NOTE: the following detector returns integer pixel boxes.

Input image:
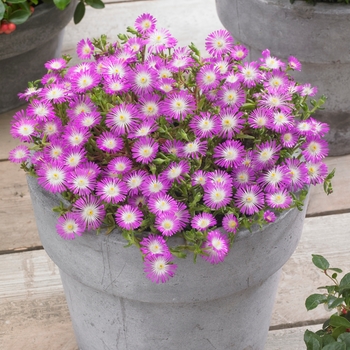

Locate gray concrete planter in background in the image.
[0,2,75,114]
[27,175,309,350]
[216,0,350,156]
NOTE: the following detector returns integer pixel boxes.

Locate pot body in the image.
[216,0,350,156]
[27,175,308,350]
[0,2,75,114]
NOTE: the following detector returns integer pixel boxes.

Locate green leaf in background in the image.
[339,273,350,292]
[0,1,5,21]
[312,254,330,270]
[322,343,346,350]
[53,0,70,10]
[306,293,328,311]
[327,295,345,309]
[304,330,322,350]
[85,0,105,9]
[329,315,350,328]
[73,1,85,24]
[7,9,31,24]
[337,333,350,347]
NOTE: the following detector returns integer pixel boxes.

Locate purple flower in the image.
[231,165,256,188]
[103,76,130,95]
[148,193,178,215]
[135,13,157,34]
[182,139,207,159]
[189,112,220,139]
[203,183,232,210]
[191,213,217,231]
[124,170,148,196]
[288,56,302,71]
[67,166,96,196]
[130,64,157,95]
[115,204,143,230]
[205,29,234,56]
[257,165,292,193]
[218,107,244,139]
[213,139,245,169]
[248,108,272,129]
[96,177,127,204]
[252,140,282,170]
[140,234,170,256]
[306,162,329,185]
[155,213,181,236]
[160,160,190,184]
[174,202,191,230]
[260,49,285,70]
[216,83,246,109]
[222,214,239,234]
[37,161,67,193]
[10,111,37,142]
[280,131,299,148]
[162,90,196,121]
[131,137,159,164]
[192,170,208,187]
[73,195,105,230]
[146,28,177,53]
[196,65,221,91]
[8,145,30,164]
[107,156,133,175]
[284,158,310,191]
[160,139,185,158]
[264,210,276,223]
[27,99,55,122]
[143,253,177,284]
[302,136,329,163]
[96,131,124,153]
[137,94,162,120]
[128,121,158,139]
[106,103,139,136]
[39,84,69,104]
[45,58,67,71]
[77,38,94,60]
[56,212,85,240]
[63,147,87,168]
[201,230,230,264]
[265,190,292,209]
[63,126,90,148]
[259,88,292,113]
[238,61,262,88]
[231,45,249,61]
[71,69,101,93]
[234,185,265,215]
[206,169,233,188]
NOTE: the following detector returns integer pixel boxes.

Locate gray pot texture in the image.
[0,2,75,114]
[27,175,309,350]
[216,0,350,156]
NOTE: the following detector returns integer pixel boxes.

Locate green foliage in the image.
[304,255,350,349]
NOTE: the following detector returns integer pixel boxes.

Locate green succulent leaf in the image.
[329,315,350,329]
[312,254,330,270]
[304,330,322,350]
[322,343,346,350]
[337,333,350,346]
[339,273,350,292]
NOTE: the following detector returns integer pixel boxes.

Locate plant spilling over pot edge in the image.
[9,13,334,283]
[304,255,350,349]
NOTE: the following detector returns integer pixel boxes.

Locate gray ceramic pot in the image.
[216,0,350,156]
[27,175,308,350]
[0,2,75,113]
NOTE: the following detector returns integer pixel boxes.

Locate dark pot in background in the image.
[216,0,350,156]
[0,2,75,113]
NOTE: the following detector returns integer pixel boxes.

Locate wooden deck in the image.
[1,1,350,349]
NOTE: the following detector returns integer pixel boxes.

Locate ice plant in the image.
[10,13,334,284]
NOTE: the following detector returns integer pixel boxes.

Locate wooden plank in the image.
[0,250,78,350]
[271,212,350,328]
[265,324,322,350]
[307,154,350,217]
[0,161,40,252]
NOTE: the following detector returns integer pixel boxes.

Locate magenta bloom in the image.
[148,193,178,215]
[124,170,148,196]
[196,65,221,91]
[205,29,234,56]
[143,253,177,284]
[155,213,181,236]
[71,69,101,93]
[96,131,123,153]
[146,27,177,53]
[248,108,272,129]
[203,183,232,210]
[192,170,208,187]
[264,210,277,223]
[160,139,185,158]
[218,107,244,139]
[284,158,310,191]
[63,147,87,168]
[140,234,170,256]
[238,61,261,88]
[45,58,67,71]
[107,156,133,175]
[130,64,157,95]
[280,131,299,148]
[231,44,249,61]
[67,167,96,196]
[135,13,157,34]
[63,126,90,148]
[56,212,85,240]
[160,160,190,183]
[216,83,246,109]
[206,169,233,188]
[234,185,265,215]
[77,38,94,60]
[266,190,292,209]
[8,145,30,164]
[73,195,105,230]
[39,84,68,104]
[37,161,68,193]
[141,175,171,197]
[201,230,230,264]
[96,177,127,204]
[191,212,217,232]
[306,162,329,185]
[213,140,245,169]
[162,90,196,121]
[128,121,158,139]
[10,112,37,142]
[115,204,143,230]
[174,202,191,230]
[257,165,292,193]
[182,139,208,159]
[132,137,159,164]
[222,214,239,234]
[189,112,220,139]
[105,103,139,136]
[252,140,282,170]
[231,166,255,188]
[27,99,55,122]
[288,56,302,71]
[302,136,329,163]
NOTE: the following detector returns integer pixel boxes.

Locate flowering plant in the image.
[0,0,104,34]
[304,255,350,349]
[9,13,334,283]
